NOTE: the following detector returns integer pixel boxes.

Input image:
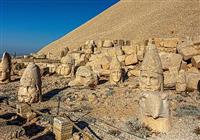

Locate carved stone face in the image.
[61,64,72,76]
[140,70,162,91]
[110,69,122,84]
[77,72,96,86]
[18,63,41,103]
[18,86,39,103]
[68,66,98,87]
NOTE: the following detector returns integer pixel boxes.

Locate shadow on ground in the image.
[73,121,102,140]
[42,87,68,101]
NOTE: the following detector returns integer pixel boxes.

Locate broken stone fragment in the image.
[160,52,182,71]
[154,38,179,48]
[107,47,124,57]
[136,43,145,61]
[186,71,200,91]
[164,67,179,88]
[128,69,140,77]
[178,45,200,61]
[176,70,186,92]
[191,55,200,69]
[82,40,96,54]
[180,60,187,70]
[122,45,137,55]
[125,54,138,66]
[103,40,113,48]
[117,55,126,63]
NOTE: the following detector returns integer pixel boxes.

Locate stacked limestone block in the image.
[46,36,199,91]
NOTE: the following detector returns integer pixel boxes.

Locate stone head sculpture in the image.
[139,40,171,133]
[18,63,42,103]
[139,41,163,92]
[109,56,122,85]
[83,40,95,54]
[0,52,12,83]
[60,55,74,77]
[68,66,98,87]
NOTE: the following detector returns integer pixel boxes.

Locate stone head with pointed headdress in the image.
[139,39,163,91]
[109,56,122,85]
[18,62,42,103]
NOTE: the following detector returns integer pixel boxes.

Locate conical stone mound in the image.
[38,0,200,58]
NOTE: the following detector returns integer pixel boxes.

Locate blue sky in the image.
[0,0,119,56]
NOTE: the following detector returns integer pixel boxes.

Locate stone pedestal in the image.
[53,117,73,140]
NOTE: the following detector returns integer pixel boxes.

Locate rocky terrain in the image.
[39,0,200,59]
[0,0,200,139]
[0,74,199,140]
[0,35,200,140]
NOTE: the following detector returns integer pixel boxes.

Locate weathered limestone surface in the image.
[0,52,12,83]
[122,45,137,55]
[56,55,74,77]
[139,92,171,133]
[103,40,113,48]
[107,47,124,57]
[164,68,179,88]
[68,66,98,87]
[139,41,163,92]
[160,52,182,71]
[60,47,69,58]
[18,62,42,103]
[125,54,138,66]
[176,70,186,92]
[82,40,96,54]
[139,41,171,133]
[178,45,200,61]
[191,55,200,69]
[186,71,200,91]
[154,38,179,53]
[128,69,140,77]
[109,56,122,85]
[136,43,145,61]
[53,117,73,140]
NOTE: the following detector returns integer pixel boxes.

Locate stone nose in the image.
[146,77,151,85]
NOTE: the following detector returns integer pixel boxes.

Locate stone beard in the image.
[18,63,42,104]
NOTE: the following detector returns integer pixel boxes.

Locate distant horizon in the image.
[0,0,119,57]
